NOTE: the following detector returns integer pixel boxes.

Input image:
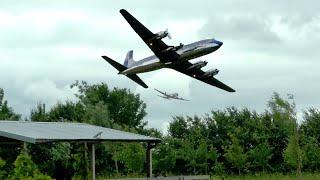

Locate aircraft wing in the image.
[175,97,190,101]
[158,95,171,99]
[120,9,179,63]
[154,88,167,96]
[170,61,236,92]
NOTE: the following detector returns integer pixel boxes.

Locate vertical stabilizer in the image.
[123,50,136,67]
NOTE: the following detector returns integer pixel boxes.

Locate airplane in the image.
[154,88,190,101]
[101,9,235,92]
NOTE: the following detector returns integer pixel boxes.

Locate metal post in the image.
[84,142,89,180]
[23,142,27,153]
[146,143,152,178]
[92,143,96,180]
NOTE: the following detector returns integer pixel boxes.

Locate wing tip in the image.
[101,55,112,63]
[119,9,127,14]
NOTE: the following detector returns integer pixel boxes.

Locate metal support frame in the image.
[92,143,96,180]
[23,142,27,151]
[84,142,89,180]
[146,142,157,178]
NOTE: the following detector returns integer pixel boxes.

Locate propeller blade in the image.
[165,28,172,39]
[167,32,172,39]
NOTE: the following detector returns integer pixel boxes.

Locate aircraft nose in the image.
[212,39,223,46]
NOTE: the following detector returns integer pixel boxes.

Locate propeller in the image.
[165,28,172,40]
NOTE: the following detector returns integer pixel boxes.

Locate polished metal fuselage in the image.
[120,38,223,75]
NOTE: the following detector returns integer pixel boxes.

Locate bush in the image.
[9,151,51,180]
[0,157,6,179]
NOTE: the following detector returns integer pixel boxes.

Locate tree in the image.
[196,141,218,175]
[224,135,247,175]
[0,88,21,176]
[269,93,304,177]
[249,141,272,173]
[83,102,111,127]
[301,108,320,143]
[28,142,78,180]
[168,116,188,139]
[179,139,197,174]
[10,151,51,180]
[71,81,147,129]
[29,103,86,179]
[0,88,20,120]
[266,93,297,172]
[153,138,176,175]
[30,103,47,122]
[0,158,6,179]
[117,143,145,174]
[47,101,85,123]
[284,134,304,177]
[302,137,320,171]
[27,81,150,178]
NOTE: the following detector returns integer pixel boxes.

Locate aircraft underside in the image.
[101,9,235,92]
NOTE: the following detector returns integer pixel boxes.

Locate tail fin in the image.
[123,50,136,67]
[101,55,148,88]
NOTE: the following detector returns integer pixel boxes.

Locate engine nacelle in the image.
[172,43,184,51]
[149,29,172,42]
[202,68,219,78]
[187,61,208,70]
[163,43,184,52]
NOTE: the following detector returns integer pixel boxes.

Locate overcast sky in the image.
[0,1,319,133]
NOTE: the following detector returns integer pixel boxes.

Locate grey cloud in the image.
[0,0,320,132]
[200,15,281,43]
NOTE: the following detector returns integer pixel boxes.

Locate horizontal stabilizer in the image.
[101,56,148,88]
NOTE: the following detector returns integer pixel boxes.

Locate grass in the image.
[211,173,320,180]
[92,173,320,180]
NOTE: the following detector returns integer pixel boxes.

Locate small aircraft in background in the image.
[154,88,190,101]
[102,9,235,92]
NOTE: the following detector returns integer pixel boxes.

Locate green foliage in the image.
[303,137,320,171]
[284,135,304,171]
[84,102,111,127]
[179,139,197,174]
[211,173,320,180]
[0,89,21,177]
[224,135,247,175]
[0,157,6,179]
[0,88,20,120]
[139,128,163,138]
[153,138,176,175]
[212,162,225,175]
[117,143,145,173]
[10,151,50,180]
[169,116,188,138]
[30,103,47,122]
[3,82,320,177]
[48,101,85,122]
[301,108,320,142]
[71,81,147,129]
[249,141,272,172]
[266,93,297,172]
[26,81,150,178]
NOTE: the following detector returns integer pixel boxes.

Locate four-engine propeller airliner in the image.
[102,9,235,92]
[155,88,190,101]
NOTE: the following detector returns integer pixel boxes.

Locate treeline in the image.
[155,94,320,176]
[0,82,320,179]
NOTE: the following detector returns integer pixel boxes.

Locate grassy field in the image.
[96,173,320,180]
[211,173,320,180]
